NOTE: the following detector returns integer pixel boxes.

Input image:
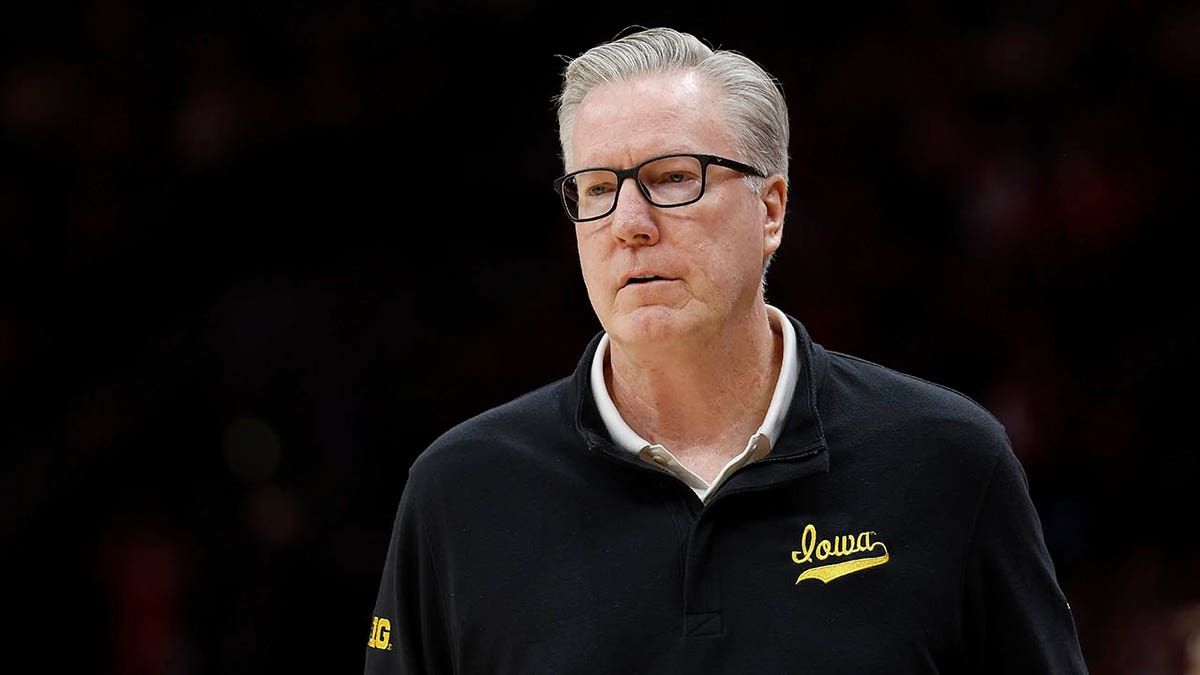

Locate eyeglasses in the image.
[552,153,766,222]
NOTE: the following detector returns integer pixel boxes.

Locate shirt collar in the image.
[589,304,799,457]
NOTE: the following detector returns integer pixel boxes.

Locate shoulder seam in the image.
[414,493,459,668]
[957,447,1006,650]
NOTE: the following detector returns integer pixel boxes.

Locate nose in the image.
[609,177,660,247]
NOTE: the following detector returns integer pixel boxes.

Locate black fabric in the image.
[364,314,1088,674]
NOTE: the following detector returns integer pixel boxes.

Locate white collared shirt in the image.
[590,304,799,503]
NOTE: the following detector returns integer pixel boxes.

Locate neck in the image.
[606,303,782,452]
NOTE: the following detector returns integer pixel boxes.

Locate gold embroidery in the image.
[791,523,890,584]
[368,616,392,650]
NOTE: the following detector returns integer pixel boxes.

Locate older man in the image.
[364,27,1089,674]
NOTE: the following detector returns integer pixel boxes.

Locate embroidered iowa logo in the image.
[790,523,890,584]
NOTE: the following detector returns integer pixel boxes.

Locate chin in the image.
[607,305,701,347]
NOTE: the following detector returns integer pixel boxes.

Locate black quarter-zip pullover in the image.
[364,314,1088,674]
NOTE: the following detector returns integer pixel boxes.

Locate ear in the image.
[761,174,787,261]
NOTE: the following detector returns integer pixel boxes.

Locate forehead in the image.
[571,71,735,169]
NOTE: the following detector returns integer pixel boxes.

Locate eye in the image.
[641,156,703,187]
[573,170,618,199]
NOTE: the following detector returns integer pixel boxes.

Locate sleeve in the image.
[962,447,1090,673]
[364,475,455,675]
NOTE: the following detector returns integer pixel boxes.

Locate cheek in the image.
[575,229,597,269]
[699,225,761,293]
[576,233,596,264]
[576,237,610,300]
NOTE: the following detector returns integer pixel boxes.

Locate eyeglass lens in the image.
[562,155,706,220]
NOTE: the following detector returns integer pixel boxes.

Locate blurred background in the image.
[2,1,1197,673]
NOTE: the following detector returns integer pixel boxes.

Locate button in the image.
[643,448,669,466]
[753,434,771,458]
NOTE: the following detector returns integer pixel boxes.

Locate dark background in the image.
[3,1,1198,673]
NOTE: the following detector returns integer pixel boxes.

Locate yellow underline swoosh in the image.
[795,544,889,584]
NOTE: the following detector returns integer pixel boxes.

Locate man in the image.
[364,26,1088,674]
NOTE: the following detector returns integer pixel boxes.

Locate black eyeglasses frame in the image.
[552,153,767,223]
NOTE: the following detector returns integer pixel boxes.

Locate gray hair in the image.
[554,26,789,187]
[553,27,790,278]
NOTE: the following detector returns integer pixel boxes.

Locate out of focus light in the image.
[1182,604,1200,675]
[247,484,302,546]
[222,415,281,482]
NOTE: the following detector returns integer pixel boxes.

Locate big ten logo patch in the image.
[368,616,392,650]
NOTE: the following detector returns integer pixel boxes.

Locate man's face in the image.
[571,71,784,349]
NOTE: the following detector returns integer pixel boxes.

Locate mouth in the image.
[622,274,673,288]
